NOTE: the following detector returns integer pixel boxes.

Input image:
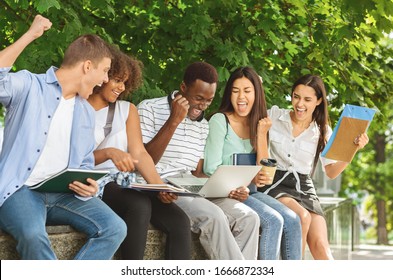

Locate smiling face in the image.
[100,74,129,103]
[291,84,322,123]
[79,57,111,99]
[181,79,216,121]
[230,77,255,118]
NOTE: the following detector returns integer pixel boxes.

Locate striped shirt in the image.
[137,94,208,176]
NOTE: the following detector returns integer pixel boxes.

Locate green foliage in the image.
[0,113,3,126]
[1,0,393,238]
[2,0,393,110]
[361,194,393,243]
[34,0,61,13]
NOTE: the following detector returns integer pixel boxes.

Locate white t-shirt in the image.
[25,97,75,186]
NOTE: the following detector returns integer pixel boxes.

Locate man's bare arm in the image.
[191,159,208,178]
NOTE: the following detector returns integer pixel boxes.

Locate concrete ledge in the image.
[0,197,353,260]
[0,225,86,260]
[0,225,208,260]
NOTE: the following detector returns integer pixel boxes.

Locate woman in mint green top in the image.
[204,66,302,260]
[204,113,253,169]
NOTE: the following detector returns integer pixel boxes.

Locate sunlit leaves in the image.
[1,0,393,164]
[34,0,60,13]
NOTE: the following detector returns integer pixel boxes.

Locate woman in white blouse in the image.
[260,74,369,259]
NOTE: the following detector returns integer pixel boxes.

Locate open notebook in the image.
[166,165,261,198]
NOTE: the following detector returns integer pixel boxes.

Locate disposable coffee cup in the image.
[260,158,277,185]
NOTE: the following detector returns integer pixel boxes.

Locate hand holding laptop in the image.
[228,186,250,202]
[167,165,261,198]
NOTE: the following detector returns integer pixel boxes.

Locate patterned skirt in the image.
[259,170,324,217]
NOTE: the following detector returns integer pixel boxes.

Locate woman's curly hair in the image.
[95,45,143,100]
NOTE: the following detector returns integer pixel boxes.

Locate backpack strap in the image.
[103,102,116,137]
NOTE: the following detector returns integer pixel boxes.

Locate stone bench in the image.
[0,197,353,260]
[0,224,208,260]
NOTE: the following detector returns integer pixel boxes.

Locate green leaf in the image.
[34,0,61,13]
[217,66,230,83]
[284,41,298,56]
[248,25,256,35]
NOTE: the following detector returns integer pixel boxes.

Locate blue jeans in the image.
[0,186,127,260]
[244,187,302,260]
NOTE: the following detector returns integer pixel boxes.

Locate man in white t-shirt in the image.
[137,62,260,260]
[0,15,126,259]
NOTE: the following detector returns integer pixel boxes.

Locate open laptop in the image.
[166,165,261,198]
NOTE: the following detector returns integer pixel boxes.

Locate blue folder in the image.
[321,104,376,161]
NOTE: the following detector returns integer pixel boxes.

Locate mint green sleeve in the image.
[203,113,227,176]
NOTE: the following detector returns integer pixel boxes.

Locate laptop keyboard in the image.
[183,185,203,193]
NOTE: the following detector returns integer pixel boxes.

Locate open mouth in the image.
[295,107,306,117]
[189,107,202,119]
[237,101,248,113]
